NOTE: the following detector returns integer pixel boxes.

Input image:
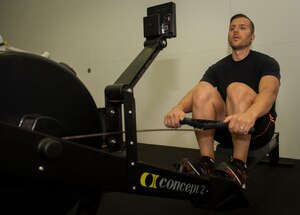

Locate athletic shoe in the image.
[179,156,215,176]
[216,159,248,189]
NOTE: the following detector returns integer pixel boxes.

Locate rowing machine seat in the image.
[216,132,293,169]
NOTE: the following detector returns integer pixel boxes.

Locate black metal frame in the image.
[0,119,245,211]
[104,36,168,186]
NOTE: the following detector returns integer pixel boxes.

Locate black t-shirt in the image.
[201,50,280,116]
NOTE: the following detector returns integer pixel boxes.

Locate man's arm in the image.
[245,75,280,119]
[224,75,280,133]
[164,83,201,128]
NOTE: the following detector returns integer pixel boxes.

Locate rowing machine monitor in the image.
[143,2,176,39]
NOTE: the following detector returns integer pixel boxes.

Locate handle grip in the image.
[180,118,255,135]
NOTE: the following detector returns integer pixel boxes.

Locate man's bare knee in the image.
[226,82,256,105]
[192,82,225,118]
[192,83,216,105]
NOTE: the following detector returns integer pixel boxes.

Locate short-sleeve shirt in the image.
[201,50,280,117]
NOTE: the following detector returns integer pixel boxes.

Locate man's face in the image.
[228,17,254,50]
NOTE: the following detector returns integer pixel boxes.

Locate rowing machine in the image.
[0,2,249,214]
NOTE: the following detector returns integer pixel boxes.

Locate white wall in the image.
[0,0,299,159]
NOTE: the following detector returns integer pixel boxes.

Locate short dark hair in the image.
[230,14,255,34]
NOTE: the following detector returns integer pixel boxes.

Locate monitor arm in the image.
[104,36,168,158]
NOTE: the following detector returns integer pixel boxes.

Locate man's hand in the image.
[164,107,186,128]
[224,112,256,135]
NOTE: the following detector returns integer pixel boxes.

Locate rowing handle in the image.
[180,118,255,135]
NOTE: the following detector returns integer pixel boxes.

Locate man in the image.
[164,14,280,189]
